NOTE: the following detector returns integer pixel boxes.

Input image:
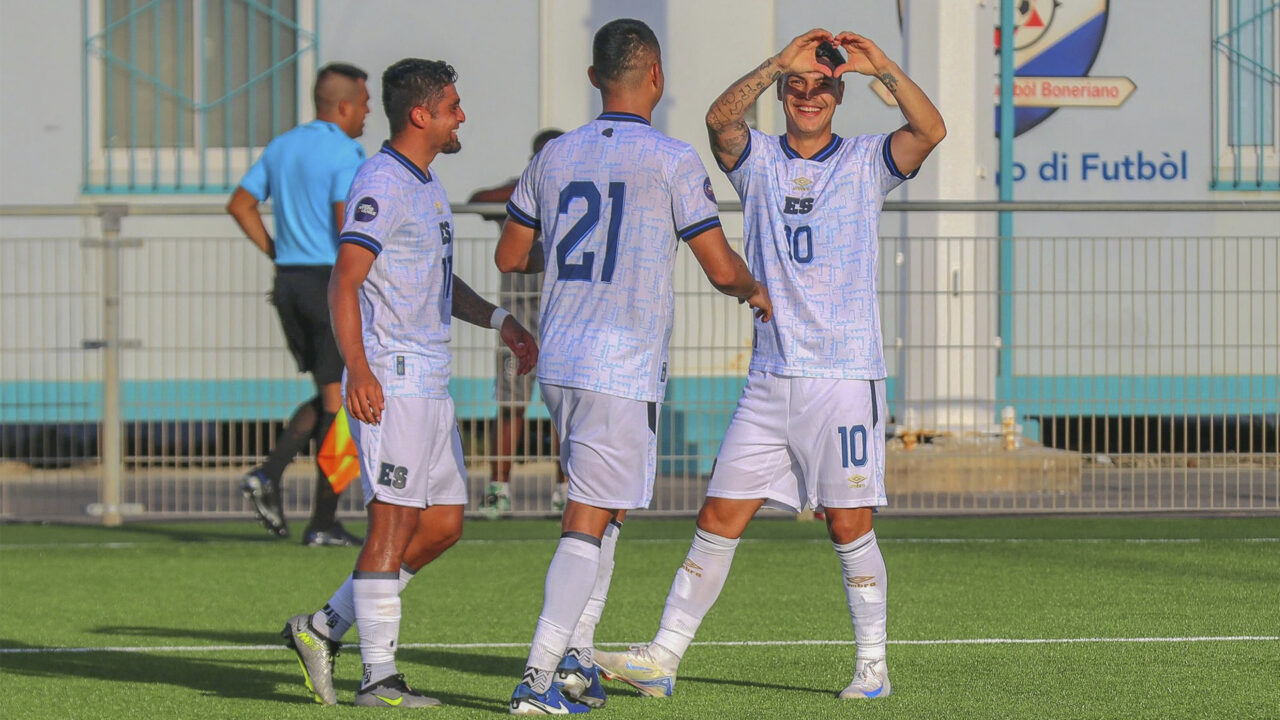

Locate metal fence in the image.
[1,202,1277,523]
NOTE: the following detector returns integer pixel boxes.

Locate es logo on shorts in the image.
[377,462,408,489]
[355,197,379,222]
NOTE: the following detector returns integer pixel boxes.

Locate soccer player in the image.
[495,19,772,715]
[227,62,370,546]
[279,58,538,708]
[595,29,945,700]
[469,129,568,518]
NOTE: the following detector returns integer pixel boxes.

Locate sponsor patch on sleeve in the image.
[702,177,716,203]
[354,197,379,222]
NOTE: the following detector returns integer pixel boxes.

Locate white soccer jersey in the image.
[724,129,915,380]
[338,143,455,398]
[507,112,722,402]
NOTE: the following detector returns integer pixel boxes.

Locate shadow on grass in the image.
[0,638,510,711]
[0,638,308,704]
[92,625,284,647]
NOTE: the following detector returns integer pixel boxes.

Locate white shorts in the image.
[351,396,468,508]
[707,370,887,512]
[541,384,658,509]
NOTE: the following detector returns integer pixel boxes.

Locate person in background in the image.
[226,62,371,547]
[468,128,567,519]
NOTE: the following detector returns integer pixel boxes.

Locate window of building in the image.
[84,0,317,193]
[1212,0,1280,190]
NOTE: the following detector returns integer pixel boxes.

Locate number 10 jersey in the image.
[724,129,915,381]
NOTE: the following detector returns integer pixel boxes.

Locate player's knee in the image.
[824,508,873,545]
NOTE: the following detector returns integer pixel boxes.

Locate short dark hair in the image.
[381,59,458,135]
[313,63,367,110]
[532,128,563,154]
[592,19,660,87]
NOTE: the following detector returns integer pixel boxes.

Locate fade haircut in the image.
[313,62,367,112]
[381,58,459,135]
[592,19,660,88]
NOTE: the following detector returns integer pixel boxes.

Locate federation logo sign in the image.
[886,0,1132,136]
[994,0,1132,136]
[354,197,379,222]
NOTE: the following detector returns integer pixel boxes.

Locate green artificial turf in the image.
[2,516,1277,719]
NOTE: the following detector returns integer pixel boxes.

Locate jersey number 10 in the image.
[556,181,626,283]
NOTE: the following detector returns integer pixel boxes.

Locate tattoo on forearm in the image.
[449,277,493,327]
[710,59,783,131]
[879,72,900,94]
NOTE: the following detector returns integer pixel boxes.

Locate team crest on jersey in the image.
[354,197,379,222]
[702,177,716,203]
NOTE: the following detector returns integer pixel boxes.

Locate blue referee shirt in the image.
[238,120,366,266]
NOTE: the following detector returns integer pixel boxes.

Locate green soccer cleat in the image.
[280,614,340,705]
[838,657,891,699]
[355,674,443,708]
[594,645,676,698]
[482,481,513,520]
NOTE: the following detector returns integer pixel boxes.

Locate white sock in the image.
[314,564,416,642]
[833,530,888,659]
[566,520,622,666]
[651,528,739,661]
[525,533,601,680]
[353,573,402,688]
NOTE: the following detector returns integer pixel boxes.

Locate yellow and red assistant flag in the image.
[317,407,359,494]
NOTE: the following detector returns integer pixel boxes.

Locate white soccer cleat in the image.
[594,644,676,698]
[838,657,891,699]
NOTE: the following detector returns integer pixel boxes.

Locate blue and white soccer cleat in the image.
[594,645,676,698]
[553,655,607,708]
[508,683,590,715]
[838,657,891,699]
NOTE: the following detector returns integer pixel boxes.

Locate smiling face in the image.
[426,83,465,154]
[778,70,844,140]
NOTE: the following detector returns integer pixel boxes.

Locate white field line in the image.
[2,537,1278,550]
[1,635,1276,655]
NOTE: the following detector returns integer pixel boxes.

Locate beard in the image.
[442,136,462,154]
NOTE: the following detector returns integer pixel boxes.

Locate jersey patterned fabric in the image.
[338,143,455,398]
[506,112,722,402]
[238,120,365,266]
[724,129,915,380]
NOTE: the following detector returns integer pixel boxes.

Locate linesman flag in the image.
[317,407,359,494]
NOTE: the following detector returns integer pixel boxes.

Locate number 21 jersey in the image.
[507,112,722,402]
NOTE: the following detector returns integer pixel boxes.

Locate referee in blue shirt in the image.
[226,62,370,546]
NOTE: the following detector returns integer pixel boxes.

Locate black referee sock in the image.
[260,396,321,483]
[309,410,340,529]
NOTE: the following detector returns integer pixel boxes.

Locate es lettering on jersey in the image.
[506,112,721,402]
[338,142,454,398]
[724,129,915,380]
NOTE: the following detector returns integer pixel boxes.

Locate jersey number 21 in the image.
[555,181,625,283]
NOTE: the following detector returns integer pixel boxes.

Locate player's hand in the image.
[741,280,773,323]
[345,366,384,425]
[833,32,888,76]
[775,28,836,77]
[500,316,539,376]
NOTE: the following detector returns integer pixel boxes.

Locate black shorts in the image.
[272,265,343,386]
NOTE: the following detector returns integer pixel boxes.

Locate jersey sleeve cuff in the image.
[715,132,753,174]
[505,201,541,231]
[339,231,383,256]
[882,134,919,181]
[677,216,723,242]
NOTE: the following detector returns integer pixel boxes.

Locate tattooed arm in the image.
[706,28,835,170]
[834,32,946,175]
[451,275,538,375]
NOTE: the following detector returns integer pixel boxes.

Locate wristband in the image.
[490,307,512,331]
